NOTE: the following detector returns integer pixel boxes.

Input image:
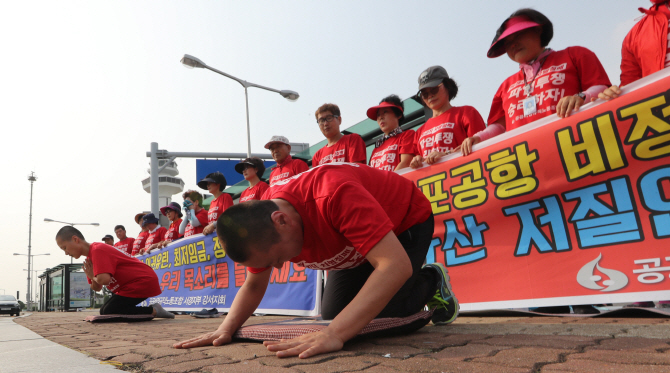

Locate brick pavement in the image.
[13,311,670,372]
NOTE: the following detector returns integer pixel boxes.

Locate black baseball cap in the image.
[234,157,266,178]
[197,172,227,190]
[102,235,114,241]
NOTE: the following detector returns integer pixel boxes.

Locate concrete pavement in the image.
[0,314,119,373]
[10,310,670,372]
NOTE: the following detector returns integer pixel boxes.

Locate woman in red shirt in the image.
[236,157,270,202]
[409,65,486,169]
[156,202,183,248]
[200,172,233,235]
[367,95,416,172]
[179,190,209,237]
[461,8,611,156]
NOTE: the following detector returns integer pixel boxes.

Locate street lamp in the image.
[14,253,49,308]
[44,218,99,226]
[25,172,37,311]
[180,54,299,158]
[44,219,99,263]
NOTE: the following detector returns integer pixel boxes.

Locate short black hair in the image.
[216,200,280,263]
[56,226,85,242]
[443,78,459,102]
[114,225,125,232]
[494,8,553,49]
[379,94,404,121]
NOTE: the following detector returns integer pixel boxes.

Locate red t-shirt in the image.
[114,237,135,255]
[312,134,367,166]
[87,242,161,298]
[488,46,611,131]
[164,219,183,242]
[144,226,167,249]
[131,231,149,256]
[415,106,485,157]
[620,6,670,86]
[240,181,270,202]
[185,208,209,237]
[269,156,309,186]
[248,163,432,273]
[369,130,417,171]
[208,193,233,224]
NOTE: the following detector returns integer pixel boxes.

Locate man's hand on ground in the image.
[173,329,232,349]
[263,329,344,359]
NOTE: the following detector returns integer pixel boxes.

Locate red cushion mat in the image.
[233,309,433,342]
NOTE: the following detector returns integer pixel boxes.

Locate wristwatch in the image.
[576,92,586,100]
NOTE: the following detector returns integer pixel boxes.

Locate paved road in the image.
[10,310,670,372]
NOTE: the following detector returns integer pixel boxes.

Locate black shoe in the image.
[533,306,571,314]
[422,263,459,325]
[193,308,219,318]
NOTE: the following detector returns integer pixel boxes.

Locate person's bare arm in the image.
[202,222,216,235]
[394,154,413,171]
[173,268,272,348]
[264,231,412,358]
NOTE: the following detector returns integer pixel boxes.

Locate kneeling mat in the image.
[233,309,433,342]
[84,314,155,323]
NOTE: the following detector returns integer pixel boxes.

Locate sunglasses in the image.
[418,83,443,99]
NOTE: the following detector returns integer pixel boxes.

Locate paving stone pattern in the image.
[13,312,670,372]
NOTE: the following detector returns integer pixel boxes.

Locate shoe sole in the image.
[425,263,459,325]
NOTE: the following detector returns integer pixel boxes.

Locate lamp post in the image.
[44,219,99,263]
[180,54,299,158]
[26,172,37,310]
[13,253,49,309]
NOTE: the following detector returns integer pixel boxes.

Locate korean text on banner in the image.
[400,69,670,311]
[137,233,322,316]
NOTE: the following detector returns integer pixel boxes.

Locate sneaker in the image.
[152,303,175,319]
[423,263,459,325]
[193,308,220,318]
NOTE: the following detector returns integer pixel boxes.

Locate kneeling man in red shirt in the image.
[56,226,174,318]
[175,163,458,358]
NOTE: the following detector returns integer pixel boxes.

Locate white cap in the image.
[264,135,290,149]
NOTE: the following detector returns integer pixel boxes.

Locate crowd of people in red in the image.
[102,3,670,259]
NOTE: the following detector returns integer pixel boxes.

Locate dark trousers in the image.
[100,294,154,315]
[321,215,438,320]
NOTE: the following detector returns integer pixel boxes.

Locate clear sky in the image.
[0,0,643,301]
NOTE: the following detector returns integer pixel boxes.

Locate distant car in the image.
[0,295,21,316]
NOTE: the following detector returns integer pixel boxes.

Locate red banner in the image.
[400,70,670,310]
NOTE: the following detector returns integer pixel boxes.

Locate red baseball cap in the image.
[487,16,542,58]
[366,101,404,120]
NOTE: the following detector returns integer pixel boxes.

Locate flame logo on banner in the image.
[576,253,628,292]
